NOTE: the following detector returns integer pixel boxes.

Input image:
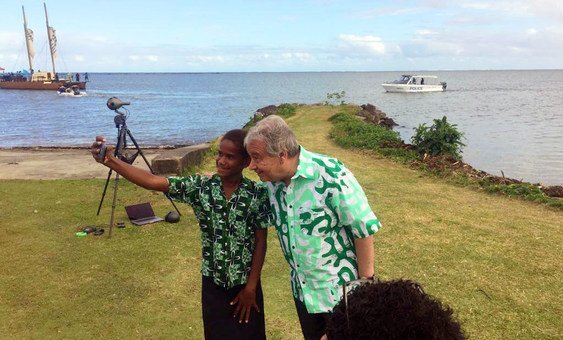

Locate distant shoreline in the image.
[3,69,559,74]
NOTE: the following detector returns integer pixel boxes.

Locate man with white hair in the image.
[244,115,382,340]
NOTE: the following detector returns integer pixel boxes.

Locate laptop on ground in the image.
[124,202,164,226]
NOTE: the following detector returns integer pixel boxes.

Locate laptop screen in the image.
[125,203,156,221]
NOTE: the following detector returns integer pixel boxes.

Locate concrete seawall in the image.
[151,144,211,176]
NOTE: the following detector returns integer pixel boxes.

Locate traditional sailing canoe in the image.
[0,3,86,90]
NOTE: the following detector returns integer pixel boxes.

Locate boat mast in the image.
[44,3,56,77]
[22,6,34,74]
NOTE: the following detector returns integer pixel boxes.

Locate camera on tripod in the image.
[97,97,181,237]
[107,97,130,111]
[107,97,130,127]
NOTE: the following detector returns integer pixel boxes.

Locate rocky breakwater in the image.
[356,103,398,129]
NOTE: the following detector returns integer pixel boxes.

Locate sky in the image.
[1,0,562,72]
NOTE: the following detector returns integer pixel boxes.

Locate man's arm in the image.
[91,136,168,192]
[333,164,380,278]
[354,235,375,278]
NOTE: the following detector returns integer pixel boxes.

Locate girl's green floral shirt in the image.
[167,175,272,288]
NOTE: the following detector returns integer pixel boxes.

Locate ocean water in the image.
[0,70,561,185]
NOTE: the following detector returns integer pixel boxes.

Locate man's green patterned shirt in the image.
[167,175,271,288]
[264,147,381,313]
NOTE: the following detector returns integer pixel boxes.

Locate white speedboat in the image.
[57,85,87,97]
[58,91,87,97]
[382,75,447,93]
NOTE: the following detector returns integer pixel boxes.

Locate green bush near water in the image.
[329,112,418,162]
[411,116,465,160]
[329,110,562,209]
[329,112,403,150]
[276,103,297,118]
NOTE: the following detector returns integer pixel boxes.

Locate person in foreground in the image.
[244,115,382,339]
[91,129,271,340]
[322,279,465,340]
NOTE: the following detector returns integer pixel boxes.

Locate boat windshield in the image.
[392,75,411,84]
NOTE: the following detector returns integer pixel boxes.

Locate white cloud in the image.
[356,7,421,19]
[128,55,159,62]
[402,40,464,58]
[0,32,20,48]
[281,52,313,61]
[398,23,563,67]
[416,29,439,36]
[338,34,386,56]
[461,2,493,10]
[185,55,226,63]
[461,1,563,21]
[0,54,18,61]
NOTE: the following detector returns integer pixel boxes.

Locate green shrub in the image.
[329,111,403,150]
[411,116,465,160]
[328,111,350,124]
[276,103,297,118]
[324,91,346,105]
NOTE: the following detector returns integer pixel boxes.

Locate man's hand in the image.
[230,285,259,323]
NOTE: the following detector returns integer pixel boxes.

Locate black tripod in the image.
[97,97,181,237]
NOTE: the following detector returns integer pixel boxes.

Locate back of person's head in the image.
[222,129,249,159]
[326,279,465,340]
[244,115,300,157]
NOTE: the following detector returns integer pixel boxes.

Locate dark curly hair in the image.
[222,129,249,159]
[326,279,465,340]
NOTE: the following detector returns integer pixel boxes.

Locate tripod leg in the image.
[165,193,182,216]
[126,128,182,216]
[108,173,120,238]
[126,129,155,172]
[96,125,125,215]
[97,168,113,215]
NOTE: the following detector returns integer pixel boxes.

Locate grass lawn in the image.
[1,105,561,339]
